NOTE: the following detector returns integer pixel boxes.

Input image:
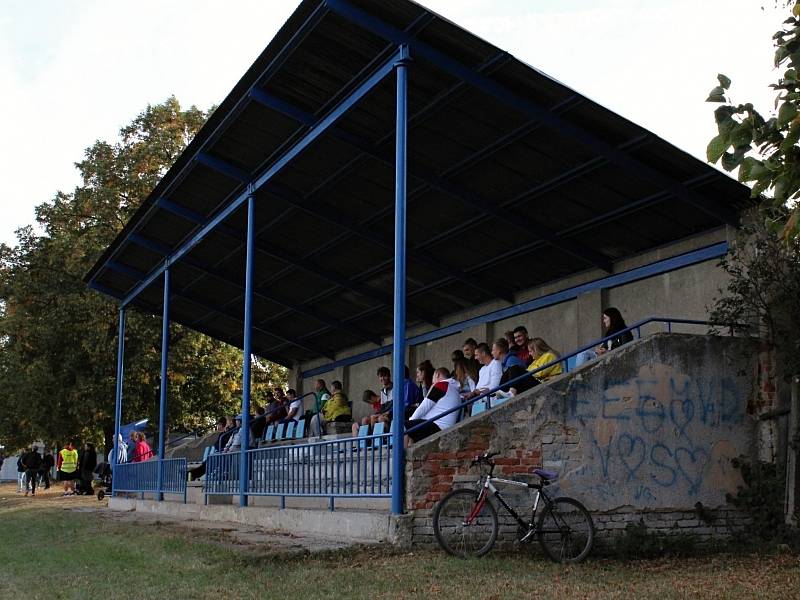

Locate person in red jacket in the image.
[130,432,153,462]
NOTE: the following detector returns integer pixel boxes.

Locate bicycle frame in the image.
[469,466,550,532]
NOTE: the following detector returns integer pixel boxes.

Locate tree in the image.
[0,98,286,453]
[706,2,800,240]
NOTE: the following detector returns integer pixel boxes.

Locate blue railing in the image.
[205,432,393,509]
[196,315,744,509]
[114,458,187,503]
[405,316,747,436]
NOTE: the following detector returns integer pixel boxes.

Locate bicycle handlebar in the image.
[471,451,499,466]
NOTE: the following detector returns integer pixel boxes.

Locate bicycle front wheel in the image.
[433,488,498,558]
[537,497,595,563]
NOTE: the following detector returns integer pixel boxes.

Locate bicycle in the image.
[432,452,595,562]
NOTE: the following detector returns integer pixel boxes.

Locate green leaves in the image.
[0,98,287,451]
[778,101,798,126]
[707,133,729,163]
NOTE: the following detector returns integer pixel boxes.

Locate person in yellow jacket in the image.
[57,441,79,496]
[310,380,352,436]
[526,338,563,381]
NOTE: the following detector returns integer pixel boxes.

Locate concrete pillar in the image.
[576,289,604,346]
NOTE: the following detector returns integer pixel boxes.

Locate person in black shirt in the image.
[21,447,43,497]
[78,443,97,495]
[40,449,55,490]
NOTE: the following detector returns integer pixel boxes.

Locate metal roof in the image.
[85,0,753,368]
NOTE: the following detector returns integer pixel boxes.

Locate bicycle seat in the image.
[533,468,558,481]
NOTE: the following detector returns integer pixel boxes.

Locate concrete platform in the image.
[108,496,410,544]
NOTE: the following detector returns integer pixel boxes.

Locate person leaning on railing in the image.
[404,367,463,447]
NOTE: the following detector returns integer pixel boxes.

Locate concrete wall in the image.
[295,228,732,413]
[405,333,767,547]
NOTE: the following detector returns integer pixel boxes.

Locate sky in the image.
[0,0,785,247]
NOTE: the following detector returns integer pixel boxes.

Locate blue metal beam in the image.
[196,152,250,182]
[391,46,410,515]
[325,0,739,227]
[239,192,255,507]
[118,47,405,309]
[86,2,328,290]
[250,81,610,277]
[111,308,125,497]
[153,196,440,327]
[300,240,729,377]
[156,269,170,501]
[126,232,382,347]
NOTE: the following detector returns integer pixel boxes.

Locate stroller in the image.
[92,462,112,500]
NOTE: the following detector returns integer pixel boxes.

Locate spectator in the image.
[310,380,351,436]
[493,338,526,372]
[527,338,563,381]
[57,442,79,496]
[40,449,54,490]
[126,430,138,460]
[450,349,464,366]
[112,434,128,464]
[462,338,480,378]
[405,368,463,445]
[250,406,267,440]
[216,416,239,452]
[274,388,287,404]
[416,360,434,398]
[495,337,532,395]
[223,416,244,452]
[504,330,519,356]
[352,389,384,436]
[512,326,533,365]
[452,357,477,396]
[575,307,635,366]
[130,432,153,462]
[280,389,305,424]
[464,343,502,400]
[265,395,288,426]
[313,379,331,416]
[16,449,29,493]
[78,443,97,496]
[21,447,43,497]
[377,366,393,406]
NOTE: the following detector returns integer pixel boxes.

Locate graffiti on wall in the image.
[550,364,748,507]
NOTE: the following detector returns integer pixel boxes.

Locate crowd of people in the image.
[193,307,633,453]
[16,441,97,497]
[127,308,635,478]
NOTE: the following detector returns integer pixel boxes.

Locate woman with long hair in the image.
[575,307,634,367]
[416,360,435,397]
[452,357,477,396]
[527,338,563,381]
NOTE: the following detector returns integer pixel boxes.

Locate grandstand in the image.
[86,0,776,545]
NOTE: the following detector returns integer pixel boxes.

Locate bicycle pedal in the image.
[518,528,535,543]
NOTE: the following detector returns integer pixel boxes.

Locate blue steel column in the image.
[391,45,410,515]
[239,188,256,507]
[111,308,126,496]
[157,268,170,501]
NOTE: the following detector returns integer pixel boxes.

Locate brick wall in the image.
[405,333,765,548]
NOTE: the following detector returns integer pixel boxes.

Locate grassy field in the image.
[1,483,799,599]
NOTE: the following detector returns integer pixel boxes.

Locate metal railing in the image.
[114,458,187,502]
[406,316,749,436]
[191,315,746,509]
[205,432,393,509]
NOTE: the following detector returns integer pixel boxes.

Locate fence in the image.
[205,432,393,509]
[114,458,187,502]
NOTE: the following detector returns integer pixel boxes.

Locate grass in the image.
[1,483,799,599]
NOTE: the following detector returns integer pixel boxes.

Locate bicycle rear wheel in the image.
[433,488,498,558]
[537,497,594,563]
